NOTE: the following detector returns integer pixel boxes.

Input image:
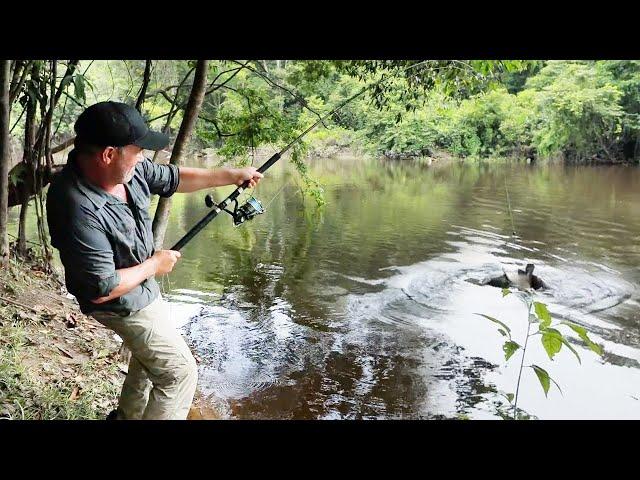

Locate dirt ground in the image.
[0,254,218,420]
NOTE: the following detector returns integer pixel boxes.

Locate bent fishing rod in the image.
[170,61,431,252]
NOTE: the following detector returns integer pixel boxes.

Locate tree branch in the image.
[199,115,238,138]
[230,60,328,127]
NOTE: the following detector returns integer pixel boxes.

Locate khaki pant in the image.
[91,296,198,420]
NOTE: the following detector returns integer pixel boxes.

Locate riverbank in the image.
[0,255,122,419]
[0,254,217,420]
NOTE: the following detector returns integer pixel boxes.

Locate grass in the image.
[0,317,121,420]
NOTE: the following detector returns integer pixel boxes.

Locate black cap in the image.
[74,101,169,151]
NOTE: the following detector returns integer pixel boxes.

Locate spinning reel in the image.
[205,193,265,227]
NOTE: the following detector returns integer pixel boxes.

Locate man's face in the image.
[112,145,144,184]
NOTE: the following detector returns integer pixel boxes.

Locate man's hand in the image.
[151,249,182,275]
[233,167,264,188]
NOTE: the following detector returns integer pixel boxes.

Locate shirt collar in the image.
[67,150,111,210]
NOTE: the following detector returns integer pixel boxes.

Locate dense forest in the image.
[1,59,639,267]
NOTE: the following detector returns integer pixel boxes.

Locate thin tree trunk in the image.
[0,60,11,267]
[17,62,38,256]
[33,60,77,158]
[135,60,152,112]
[152,60,209,250]
[9,60,23,98]
[9,60,32,106]
[34,61,55,267]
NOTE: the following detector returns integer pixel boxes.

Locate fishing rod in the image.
[171,61,432,252]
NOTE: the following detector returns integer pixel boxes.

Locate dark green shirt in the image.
[47,150,180,316]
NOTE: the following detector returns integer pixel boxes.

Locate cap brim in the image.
[133,129,170,151]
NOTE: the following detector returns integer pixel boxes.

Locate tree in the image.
[152,60,209,249]
[0,60,10,267]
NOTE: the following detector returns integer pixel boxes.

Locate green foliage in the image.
[534,301,552,328]
[475,313,512,338]
[531,365,557,397]
[478,290,604,419]
[541,328,563,360]
[332,60,634,163]
[10,59,640,181]
[503,341,520,361]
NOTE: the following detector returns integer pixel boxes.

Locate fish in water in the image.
[484,264,548,291]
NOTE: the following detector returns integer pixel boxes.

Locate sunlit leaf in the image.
[541,328,563,360]
[534,301,552,328]
[561,321,604,356]
[531,365,550,397]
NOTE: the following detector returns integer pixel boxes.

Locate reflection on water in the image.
[157,157,640,419]
[158,157,640,419]
[18,155,639,419]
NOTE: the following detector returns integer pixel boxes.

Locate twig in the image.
[0,295,39,313]
[55,344,74,358]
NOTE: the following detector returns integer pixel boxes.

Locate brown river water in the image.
[13,155,640,419]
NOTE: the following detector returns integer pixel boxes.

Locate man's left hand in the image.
[233,167,264,188]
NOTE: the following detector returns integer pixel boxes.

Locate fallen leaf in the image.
[69,387,80,401]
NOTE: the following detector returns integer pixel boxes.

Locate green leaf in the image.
[503,341,520,361]
[497,329,507,337]
[502,288,511,297]
[534,301,552,328]
[541,328,563,360]
[8,164,25,187]
[587,341,604,356]
[59,74,73,91]
[560,338,581,364]
[549,376,563,396]
[73,74,86,103]
[531,365,550,397]
[562,320,587,338]
[475,313,511,336]
[561,321,604,356]
[501,392,515,404]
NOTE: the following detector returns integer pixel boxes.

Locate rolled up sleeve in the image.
[139,157,180,197]
[63,218,121,300]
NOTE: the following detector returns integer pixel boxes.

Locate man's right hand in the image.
[152,249,182,275]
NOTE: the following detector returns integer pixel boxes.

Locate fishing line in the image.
[504,177,517,237]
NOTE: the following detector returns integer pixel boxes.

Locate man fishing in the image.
[46,101,263,420]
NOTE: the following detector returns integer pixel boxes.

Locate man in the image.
[46,101,263,420]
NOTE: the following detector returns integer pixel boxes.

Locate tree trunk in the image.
[0,60,11,267]
[17,63,38,256]
[135,60,152,112]
[152,60,209,250]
